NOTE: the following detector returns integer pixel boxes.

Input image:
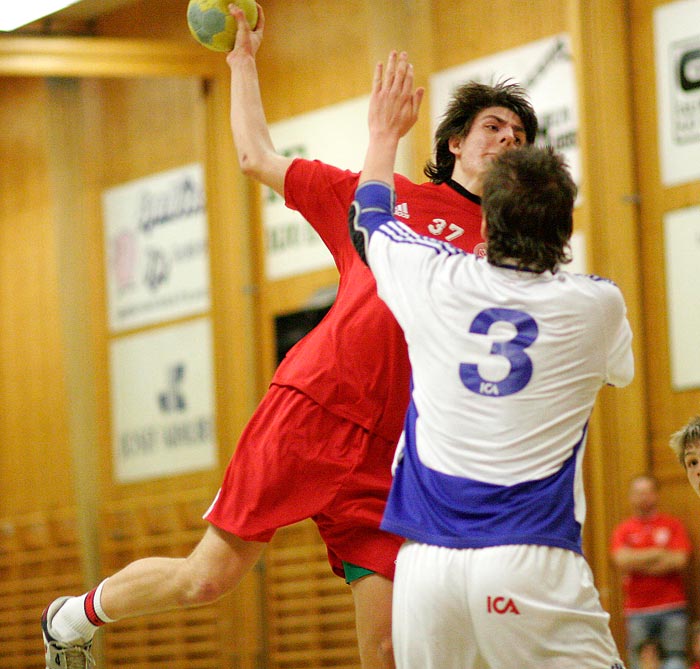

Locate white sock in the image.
[50,579,115,644]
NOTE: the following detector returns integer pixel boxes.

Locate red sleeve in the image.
[284,158,360,267]
[667,516,693,553]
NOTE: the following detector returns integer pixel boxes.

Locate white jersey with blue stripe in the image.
[351,181,634,552]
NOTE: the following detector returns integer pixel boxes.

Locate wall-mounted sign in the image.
[664,205,700,390]
[109,318,217,482]
[654,0,700,186]
[103,163,210,332]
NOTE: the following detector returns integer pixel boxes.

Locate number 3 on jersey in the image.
[459,308,538,397]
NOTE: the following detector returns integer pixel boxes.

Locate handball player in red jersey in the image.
[40,6,537,669]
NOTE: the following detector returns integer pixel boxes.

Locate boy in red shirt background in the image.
[611,474,692,669]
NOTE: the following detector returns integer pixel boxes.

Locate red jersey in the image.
[610,512,691,613]
[273,158,483,442]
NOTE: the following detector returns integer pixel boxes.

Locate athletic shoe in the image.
[41,597,96,669]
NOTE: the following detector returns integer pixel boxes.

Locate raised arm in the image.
[358,51,424,187]
[350,52,424,265]
[226,3,292,196]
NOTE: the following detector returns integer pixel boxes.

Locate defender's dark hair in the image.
[424,80,538,184]
[483,145,576,274]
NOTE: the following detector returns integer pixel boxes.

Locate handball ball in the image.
[187,0,258,52]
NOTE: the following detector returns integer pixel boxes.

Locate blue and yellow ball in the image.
[187,0,258,52]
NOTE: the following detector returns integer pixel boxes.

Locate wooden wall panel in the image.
[630,0,700,627]
[94,0,195,40]
[0,77,72,514]
[0,21,260,669]
[0,76,87,667]
[569,0,647,654]
[431,0,568,66]
[631,0,700,469]
[0,508,85,668]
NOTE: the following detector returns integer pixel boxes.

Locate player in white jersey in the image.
[348,52,633,668]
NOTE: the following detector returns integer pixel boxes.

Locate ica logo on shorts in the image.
[486,596,520,615]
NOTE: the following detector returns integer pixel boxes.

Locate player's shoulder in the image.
[612,515,638,532]
[394,175,456,200]
[558,270,624,300]
[394,172,415,189]
[287,157,358,185]
[657,512,687,526]
[571,272,620,288]
[395,176,468,198]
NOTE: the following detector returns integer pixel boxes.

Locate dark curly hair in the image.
[424,80,538,184]
[483,145,576,274]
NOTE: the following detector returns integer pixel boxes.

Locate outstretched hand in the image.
[359,51,424,186]
[368,51,424,142]
[226,2,264,63]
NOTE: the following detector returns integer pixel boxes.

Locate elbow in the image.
[238,150,260,179]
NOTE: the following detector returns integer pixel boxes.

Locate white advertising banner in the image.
[430,34,581,190]
[265,95,411,280]
[664,205,700,390]
[103,163,210,332]
[110,318,217,483]
[654,0,700,186]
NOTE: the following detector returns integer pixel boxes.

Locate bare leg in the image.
[100,526,265,620]
[350,573,395,669]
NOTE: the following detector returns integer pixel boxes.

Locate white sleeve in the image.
[602,282,634,387]
[367,228,431,335]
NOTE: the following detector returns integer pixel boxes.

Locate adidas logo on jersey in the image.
[394,202,410,219]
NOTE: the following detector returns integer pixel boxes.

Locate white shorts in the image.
[393,542,625,669]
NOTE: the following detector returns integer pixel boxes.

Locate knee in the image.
[362,630,394,669]
[176,565,230,608]
[377,633,394,666]
[174,526,261,608]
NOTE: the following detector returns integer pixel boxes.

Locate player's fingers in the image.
[228,3,260,32]
[413,86,425,117]
[372,61,384,94]
[254,2,264,31]
[391,51,405,89]
[229,4,248,31]
[398,58,413,95]
[384,50,398,89]
[394,52,413,99]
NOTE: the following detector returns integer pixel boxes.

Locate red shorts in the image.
[204,384,403,580]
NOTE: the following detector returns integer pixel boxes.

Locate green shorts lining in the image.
[342,560,375,584]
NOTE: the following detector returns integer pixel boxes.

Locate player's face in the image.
[683,442,700,498]
[449,106,527,197]
[629,477,658,515]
